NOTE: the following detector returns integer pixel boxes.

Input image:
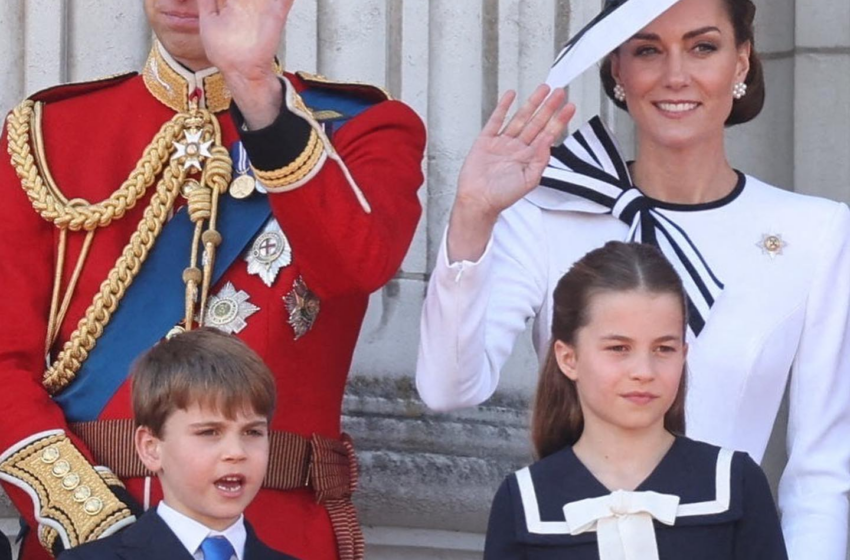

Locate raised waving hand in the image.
[448,86,575,262]
[198,0,295,129]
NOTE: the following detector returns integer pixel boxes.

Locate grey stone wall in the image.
[2,1,849,557]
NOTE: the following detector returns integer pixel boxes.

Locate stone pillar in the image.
[793,0,850,201]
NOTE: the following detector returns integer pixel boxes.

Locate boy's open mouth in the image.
[214,475,245,494]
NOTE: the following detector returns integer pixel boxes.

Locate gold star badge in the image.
[756,233,787,259]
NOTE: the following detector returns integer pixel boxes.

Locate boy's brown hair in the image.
[131,327,276,437]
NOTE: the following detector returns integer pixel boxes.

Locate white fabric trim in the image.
[0,429,63,462]
[677,448,734,517]
[516,467,570,535]
[517,448,735,535]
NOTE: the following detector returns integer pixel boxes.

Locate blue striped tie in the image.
[200,536,235,560]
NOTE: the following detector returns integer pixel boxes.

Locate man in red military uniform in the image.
[0,1,425,559]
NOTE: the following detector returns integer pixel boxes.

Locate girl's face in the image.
[555,290,686,437]
[610,0,750,150]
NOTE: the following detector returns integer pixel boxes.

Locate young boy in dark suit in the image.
[59,328,299,560]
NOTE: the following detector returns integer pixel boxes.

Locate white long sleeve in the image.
[779,203,850,560]
[416,199,550,411]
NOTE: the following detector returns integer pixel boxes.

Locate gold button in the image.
[83,497,104,516]
[765,236,781,252]
[51,460,71,477]
[73,485,92,503]
[62,473,81,490]
[41,447,60,464]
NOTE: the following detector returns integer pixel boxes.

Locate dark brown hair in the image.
[600,0,764,126]
[531,242,688,459]
[131,327,276,437]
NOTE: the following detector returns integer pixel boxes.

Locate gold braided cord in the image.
[42,161,187,394]
[36,107,230,394]
[6,100,187,232]
[46,229,68,354]
[45,229,96,352]
[53,230,96,347]
[195,143,231,324]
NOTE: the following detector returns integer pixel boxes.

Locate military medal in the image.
[202,282,260,334]
[284,277,320,340]
[173,129,213,171]
[246,219,292,287]
[230,175,255,199]
[756,233,787,259]
[229,141,258,199]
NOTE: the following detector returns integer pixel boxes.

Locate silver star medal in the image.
[245,219,292,287]
[172,129,213,171]
[756,233,788,259]
[202,282,260,334]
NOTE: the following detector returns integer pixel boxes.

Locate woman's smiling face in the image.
[610,0,750,150]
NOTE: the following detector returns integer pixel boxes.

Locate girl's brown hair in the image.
[600,0,764,126]
[531,242,688,459]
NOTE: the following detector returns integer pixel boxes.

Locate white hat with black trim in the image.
[545,0,682,89]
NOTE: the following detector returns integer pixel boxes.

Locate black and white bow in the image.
[540,117,723,336]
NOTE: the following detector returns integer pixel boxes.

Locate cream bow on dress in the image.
[563,490,680,560]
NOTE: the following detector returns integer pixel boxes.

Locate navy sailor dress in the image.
[484,437,788,559]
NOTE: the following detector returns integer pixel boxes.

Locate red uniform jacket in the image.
[0,43,425,560]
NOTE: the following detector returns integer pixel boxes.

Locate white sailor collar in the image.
[507,438,744,546]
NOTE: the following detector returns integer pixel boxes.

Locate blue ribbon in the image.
[55,159,272,421]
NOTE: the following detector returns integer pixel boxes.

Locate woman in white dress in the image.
[416,0,850,558]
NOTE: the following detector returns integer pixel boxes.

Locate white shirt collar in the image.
[157,501,247,560]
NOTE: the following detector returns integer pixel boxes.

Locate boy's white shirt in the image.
[157,501,246,560]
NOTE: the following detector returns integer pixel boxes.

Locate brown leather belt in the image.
[70,419,364,560]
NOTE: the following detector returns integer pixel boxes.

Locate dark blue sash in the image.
[55,191,272,422]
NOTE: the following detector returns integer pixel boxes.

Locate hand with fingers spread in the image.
[447,85,575,262]
[198,0,295,129]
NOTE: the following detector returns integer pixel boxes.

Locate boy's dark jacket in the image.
[57,510,298,560]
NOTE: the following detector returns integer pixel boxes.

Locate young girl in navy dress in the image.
[484,242,787,559]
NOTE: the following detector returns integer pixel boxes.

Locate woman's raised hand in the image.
[447,85,575,262]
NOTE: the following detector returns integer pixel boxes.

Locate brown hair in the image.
[600,0,764,126]
[131,327,276,437]
[531,242,688,459]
